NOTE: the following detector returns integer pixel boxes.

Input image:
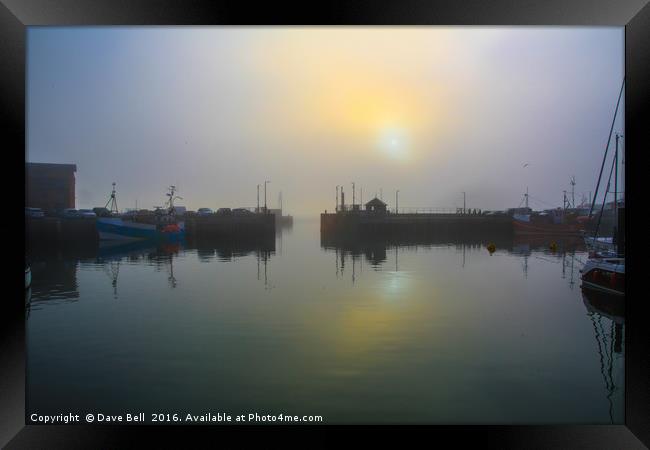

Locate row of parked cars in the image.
[25,207,105,219]
[196,208,255,217]
[26,206,258,219]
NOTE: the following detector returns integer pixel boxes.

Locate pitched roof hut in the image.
[365,197,388,213]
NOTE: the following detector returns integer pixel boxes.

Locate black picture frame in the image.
[4,0,649,447]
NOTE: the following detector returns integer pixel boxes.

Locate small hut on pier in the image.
[365,197,388,214]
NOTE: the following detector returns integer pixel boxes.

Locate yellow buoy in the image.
[487,243,496,254]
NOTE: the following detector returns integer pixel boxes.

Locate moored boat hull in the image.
[25,266,31,289]
[580,257,624,296]
[97,218,185,241]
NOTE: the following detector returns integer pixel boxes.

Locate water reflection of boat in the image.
[97,239,161,259]
[582,287,624,323]
[581,287,624,423]
[97,239,183,293]
[511,235,586,254]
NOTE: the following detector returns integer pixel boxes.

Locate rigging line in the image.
[595,314,614,392]
[593,141,619,240]
[527,195,556,207]
[589,77,625,219]
[592,315,616,424]
[590,313,613,401]
[603,318,617,423]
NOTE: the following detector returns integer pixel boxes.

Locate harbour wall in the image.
[26,214,276,250]
[184,214,275,239]
[27,217,98,250]
[321,213,513,238]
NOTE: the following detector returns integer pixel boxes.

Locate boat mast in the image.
[105,182,119,214]
[166,185,182,215]
[589,78,625,219]
[525,187,529,209]
[593,146,618,240]
[614,133,620,216]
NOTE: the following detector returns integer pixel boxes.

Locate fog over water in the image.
[27,27,624,215]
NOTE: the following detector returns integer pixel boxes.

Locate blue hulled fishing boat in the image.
[96,184,185,242]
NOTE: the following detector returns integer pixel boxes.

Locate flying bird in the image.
[523,163,529,168]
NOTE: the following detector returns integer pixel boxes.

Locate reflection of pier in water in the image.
[27,257,80,308]
[100,237,277,293]
[28,234,278,305]
[581,288,624,423]
[322,232,588,284]
[186,235,275,262]
[275,219,293,256]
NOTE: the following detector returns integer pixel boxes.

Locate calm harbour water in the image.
[26,217,624,424]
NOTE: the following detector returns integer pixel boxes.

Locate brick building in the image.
[26,162,77,212]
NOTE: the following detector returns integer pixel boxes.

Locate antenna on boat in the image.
[166,185,183,214]
[524,187,529,209]
[105,182,119,214]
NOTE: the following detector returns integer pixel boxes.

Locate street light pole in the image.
[352,182,355,207]
[257,184,260,212]
[264,180,270,212]
[462,191,466,214]
[396,190,399,214]
[336,185,339,212]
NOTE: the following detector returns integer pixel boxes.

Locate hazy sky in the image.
[27,27,624,215]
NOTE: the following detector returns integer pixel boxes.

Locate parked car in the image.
[61,208,81,218]
[172,206,187,216]
[93,207,112,217]
[232,208,254,216]
[197,208,214,216]
[25,207,45,218]
[216,208,232,215]
[78,209,97,218]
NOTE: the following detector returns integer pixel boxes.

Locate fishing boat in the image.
[511,189,583,236]
[96,184,185,241]
[513,213,583,235]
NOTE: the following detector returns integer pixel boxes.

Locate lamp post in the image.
[462,191,466,214]
[257,184,260,213]
[396,190,399,214]
[336,185,339,212]
[264,180,270,212]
